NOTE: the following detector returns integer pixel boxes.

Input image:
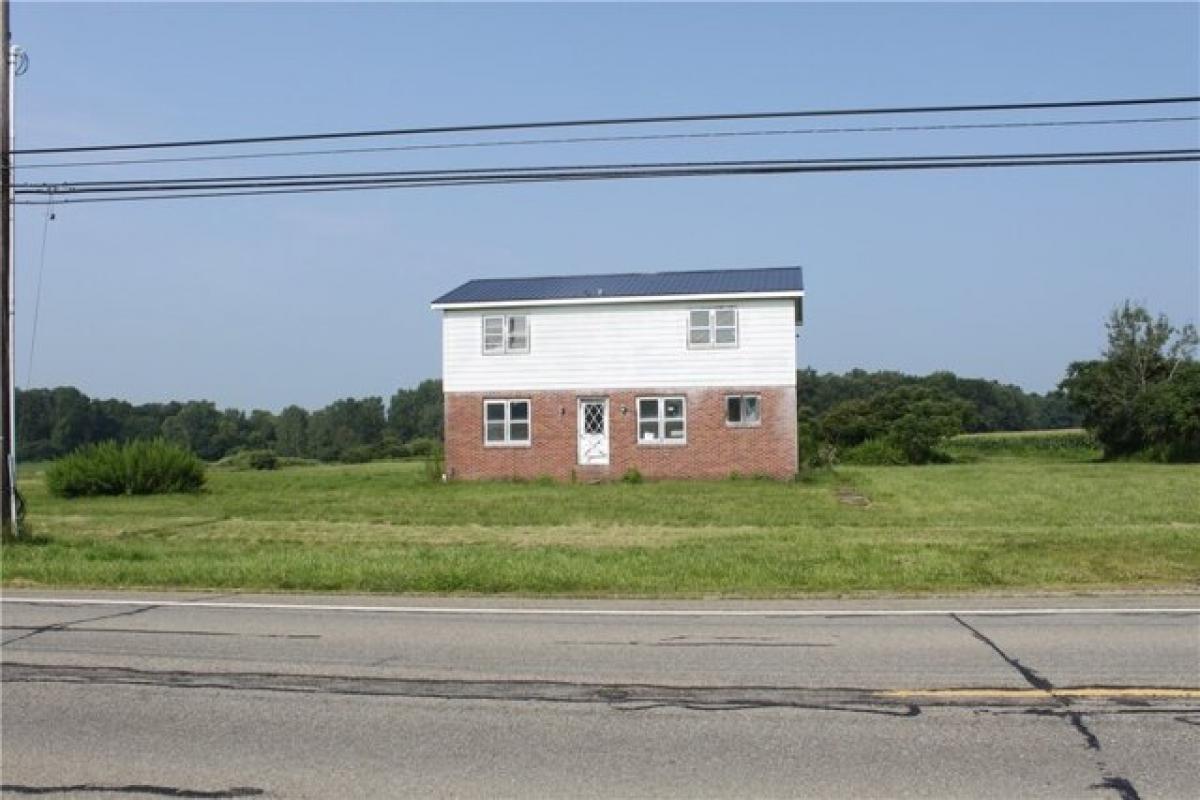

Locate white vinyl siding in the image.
[442,298,796,392]
[484,399,530,446]
[637,397,686,445]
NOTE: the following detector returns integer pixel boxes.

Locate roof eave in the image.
[430,289,805,311]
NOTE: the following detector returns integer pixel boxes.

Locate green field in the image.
[2,439,1197,596]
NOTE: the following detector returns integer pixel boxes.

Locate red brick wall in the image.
[444,387,797,481]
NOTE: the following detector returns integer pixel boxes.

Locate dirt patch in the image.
[836,487,872,508]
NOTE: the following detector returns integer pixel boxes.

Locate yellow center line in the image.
[877,687,1200,700]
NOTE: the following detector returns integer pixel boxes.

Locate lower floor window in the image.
[485,399,530,445]
[726,395,761,426]
[638,397,686,444]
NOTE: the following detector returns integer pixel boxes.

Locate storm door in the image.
[577,398,610,466]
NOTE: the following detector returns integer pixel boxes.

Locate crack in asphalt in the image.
[0,606,157,647]
[951,614,1143,800]
[1090,777,1143,800]
[1,625,319,640]
[561,640,834,648]
[0,784,263,798]
[2,661,923,716]
[951,613,1053,691]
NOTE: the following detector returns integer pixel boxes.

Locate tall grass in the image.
[945,429,1099,461]
[45,439,206,498]
[8,456,1197,596]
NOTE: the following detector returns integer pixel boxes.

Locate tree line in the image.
[15,302,1194,467]
[16,369,1078,465]
[16,379,444,463]
[797,369,1078,433]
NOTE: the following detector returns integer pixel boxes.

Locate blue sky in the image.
[11,2,1200,410]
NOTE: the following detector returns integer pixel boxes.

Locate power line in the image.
[24,190,55,387]
[15,150,1199,205]
[18,148,1200,194]
[15,114,1200,170]
[14,95,1200,156]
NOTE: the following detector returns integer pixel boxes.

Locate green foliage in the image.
[621,467,644,484]
[406,437,439,458]
[45,439,205,498]
[274,405,309,458]
[245,450,279,470]
[388,379,444,443]
[839,438,908,466]
[422,443,446,483]
[945,429,1099,461]
[9,459,1199,595]
[16,381,445,466]
[213,450,315,470]
[818,386,969,464]
[1060,301,1199,461]
[886,403,961,464]
[797,368,1079,433]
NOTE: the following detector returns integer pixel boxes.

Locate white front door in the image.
[577,398,610,466]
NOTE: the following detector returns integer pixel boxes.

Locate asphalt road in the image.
[1,591,1197,799]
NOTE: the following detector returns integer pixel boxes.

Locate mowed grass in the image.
[3,452,1198,596]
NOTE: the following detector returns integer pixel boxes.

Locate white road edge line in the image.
[1,597,1197,617]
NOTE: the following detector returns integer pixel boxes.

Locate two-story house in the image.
[430,266,804,480]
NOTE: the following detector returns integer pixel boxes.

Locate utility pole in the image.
[1,0,15,539]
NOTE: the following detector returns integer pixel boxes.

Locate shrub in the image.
[407,437,439,458]
[422,443,445,483]
[46,439,205,498]
[621,467,643,484]
[839,438,908,466]
[245,450,279,470]
[820,387,968,465]
[885,408,960,464]
[338,444,379,464]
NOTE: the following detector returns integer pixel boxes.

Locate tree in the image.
[161,401,224,460]
[387,379,443,443]
[274,406,309,457]
[1060,301,1199,460]
[820,385,970,464]
[306,397,386,461]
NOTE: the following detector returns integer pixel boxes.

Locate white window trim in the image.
[635,396,687,446]
[686,306,738,350]
[725,394,762,428]
[482,314,530,355]
[483,399,532,447]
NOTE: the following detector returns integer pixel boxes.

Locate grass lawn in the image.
[2,448,1197,596]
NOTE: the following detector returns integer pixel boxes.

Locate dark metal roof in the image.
[432,266,804,306]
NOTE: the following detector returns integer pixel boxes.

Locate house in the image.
[430,266,804,480]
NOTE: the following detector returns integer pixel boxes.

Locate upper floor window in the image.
[483,314,529,355]
[688,307,737,348]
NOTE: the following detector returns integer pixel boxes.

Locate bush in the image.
[245,450,279,470]
[46,439,205,498]
[407,437,438,458]
[839,438,908,466]
[338,444,380,464]
[422,443,445,483]
[820,386,969,462]
[621,467,643,484]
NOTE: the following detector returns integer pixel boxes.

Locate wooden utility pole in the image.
[1,0,15,538]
